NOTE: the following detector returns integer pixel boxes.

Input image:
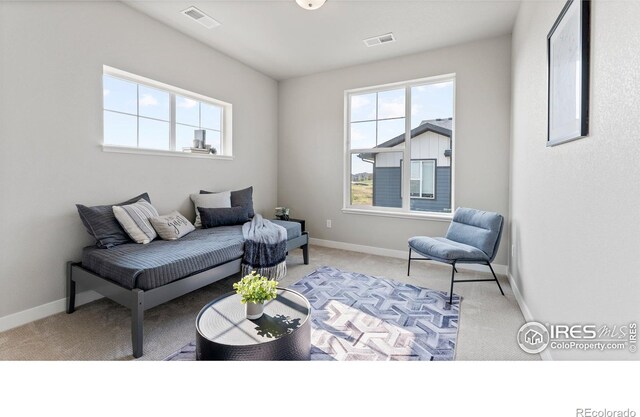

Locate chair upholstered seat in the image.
[407,207,505,304]
[408,236,490,263]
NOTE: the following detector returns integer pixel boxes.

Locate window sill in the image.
[102,145,233,160]
[341,207,453,222]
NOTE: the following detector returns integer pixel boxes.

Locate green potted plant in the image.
[233,271,279,320]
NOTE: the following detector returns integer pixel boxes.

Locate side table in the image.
[195,288,311,360]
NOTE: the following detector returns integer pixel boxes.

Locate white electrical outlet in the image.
[326,219,332,228]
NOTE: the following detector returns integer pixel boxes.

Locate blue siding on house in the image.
[373,166,451,213]
[372,167,401,208]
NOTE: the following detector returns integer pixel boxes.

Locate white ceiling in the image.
[123,0,521,80]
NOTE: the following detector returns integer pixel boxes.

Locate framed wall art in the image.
[547,0,590,146]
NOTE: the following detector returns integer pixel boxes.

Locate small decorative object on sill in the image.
[183,147,211,154]
[210,147,217,155]
[195,129,206,149]
[275,207,290,221]
[233,271,278,320]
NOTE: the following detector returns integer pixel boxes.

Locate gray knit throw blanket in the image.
[241,214,287,280]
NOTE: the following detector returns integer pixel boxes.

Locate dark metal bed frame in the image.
[66,232,309,358]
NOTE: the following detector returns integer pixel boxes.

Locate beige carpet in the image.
[0,245,538,361]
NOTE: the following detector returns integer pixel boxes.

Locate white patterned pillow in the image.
[189,191,231,228]
[112,199,159,244]
[149,211,195,241]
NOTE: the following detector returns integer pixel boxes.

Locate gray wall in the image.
[510,1,640,359]
[374,166,451,213]
[278,35,511,264]
[0,2,278,319]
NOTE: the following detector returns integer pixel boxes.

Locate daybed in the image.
[67,220,309,358]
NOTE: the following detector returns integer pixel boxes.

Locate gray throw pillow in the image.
[198,206,250,228]
[200,186,254,218]
[76,193,151,249]
[190,191,231,228]
[149,211,195,241]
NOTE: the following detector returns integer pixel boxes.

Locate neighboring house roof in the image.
[357,118,452,162]
[375,118,452,149]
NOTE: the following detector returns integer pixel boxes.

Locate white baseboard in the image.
[507,272,553,361]
[308,237,508,275]
[0,290,103,333]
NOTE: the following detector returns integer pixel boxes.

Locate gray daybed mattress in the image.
[82,221,302,291]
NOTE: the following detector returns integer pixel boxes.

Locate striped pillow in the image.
[112,199,159,244]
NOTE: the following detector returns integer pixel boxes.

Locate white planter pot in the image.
[245,301,264,320]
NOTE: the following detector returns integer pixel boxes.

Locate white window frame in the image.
[342,73,455,221]
[102,65,233,160]
[410,159,436,200]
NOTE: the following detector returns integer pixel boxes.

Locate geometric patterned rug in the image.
[291,266,460,360]
[165,266,460,361]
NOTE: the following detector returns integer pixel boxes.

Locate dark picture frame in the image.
[547,0,590,146]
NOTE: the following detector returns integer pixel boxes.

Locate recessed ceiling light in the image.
[181,6,220,29]
[295,0,327,11]
[363,33,396,47]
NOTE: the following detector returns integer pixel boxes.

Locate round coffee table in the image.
[195,288,311,360]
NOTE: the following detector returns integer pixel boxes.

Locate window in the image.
[102,66,232,157]
[175,96,222,152]
[410,160,435,199]
[345,74,455,217]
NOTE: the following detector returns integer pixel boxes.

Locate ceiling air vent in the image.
[363,33,396,47]
[181,6,220,29]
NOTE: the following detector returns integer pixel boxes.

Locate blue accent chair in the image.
[407,207,505,304]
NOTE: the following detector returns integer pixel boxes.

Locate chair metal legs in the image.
[448,261,506,304]
[408,248,504,304]
[408,248,448,275]
[487,262,505,296]
[449,263,456,304]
